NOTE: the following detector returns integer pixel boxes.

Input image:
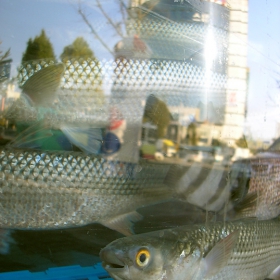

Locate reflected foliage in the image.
[60,37,95,61]
[21,30,56,62]
[235,136,248,149]
[143,95,171,139]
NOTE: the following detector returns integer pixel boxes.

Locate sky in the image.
[0,0,121,66]
[1,0,280,141]
[246,0,280,140]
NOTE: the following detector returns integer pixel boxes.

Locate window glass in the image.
[1,0,280,279]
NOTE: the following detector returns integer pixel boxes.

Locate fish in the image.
[0,147,172,253]
[100,218,280,280]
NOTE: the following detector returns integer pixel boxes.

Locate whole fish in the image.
[100,218,280,280]
[0,148,172,252]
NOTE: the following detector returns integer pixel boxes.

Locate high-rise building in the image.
[222,0,249,143]
[127,0,248,144]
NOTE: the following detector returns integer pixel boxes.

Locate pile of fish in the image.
[100,154,280,280]
[2,63,280,279]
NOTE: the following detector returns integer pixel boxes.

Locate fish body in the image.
[0,148,171,235]
[100,218,280,280]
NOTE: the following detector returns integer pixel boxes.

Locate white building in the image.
[222,0,249,143]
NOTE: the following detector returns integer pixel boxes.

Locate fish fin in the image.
[0,229,13,254]
[203,231,239,278]
[266,265,280,280]
[21,63,65,106]
[234,192,259,219]
[61,126,103,154]
[101,211,142,236]
[8,121,53,149]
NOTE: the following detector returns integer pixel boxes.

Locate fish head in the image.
[100,231,177,280]
[100,230,203,280]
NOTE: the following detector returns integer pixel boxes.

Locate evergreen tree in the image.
[60,37,94,61]
[60,37,104,103]
[22,30,55,62]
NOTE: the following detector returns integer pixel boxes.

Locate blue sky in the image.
[0,0,123,69]
[1,0,280,140]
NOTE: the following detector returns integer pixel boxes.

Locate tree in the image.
[143,95,172,139]
[0,41,10,63]
[235,136,248,148]
[21,29,55,62]
[60,37,104,103]
[60,37,95,61]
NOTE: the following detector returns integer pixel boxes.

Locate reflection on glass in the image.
[1,0,280,279]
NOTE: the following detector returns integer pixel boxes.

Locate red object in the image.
[109,107,124,130]
[109,120,123,131]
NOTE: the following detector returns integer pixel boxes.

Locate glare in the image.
[204,28,217,70]
[203,28,218,119]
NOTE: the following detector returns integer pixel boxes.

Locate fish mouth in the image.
[100,248,126,272]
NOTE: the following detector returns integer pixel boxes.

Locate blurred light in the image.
[204,28,217,70]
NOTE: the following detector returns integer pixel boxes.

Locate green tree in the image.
[22,29,55,62]
[60,37,94,61]
[60,37,104,104]
[235,136,248,148]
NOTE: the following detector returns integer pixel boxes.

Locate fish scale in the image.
[0,148,172,233]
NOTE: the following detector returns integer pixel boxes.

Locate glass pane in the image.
[1,0,280,279]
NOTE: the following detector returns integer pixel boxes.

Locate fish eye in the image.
[135,248,150,267]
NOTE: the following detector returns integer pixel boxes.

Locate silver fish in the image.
[0,148,171,236]
[100,218,280,280]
